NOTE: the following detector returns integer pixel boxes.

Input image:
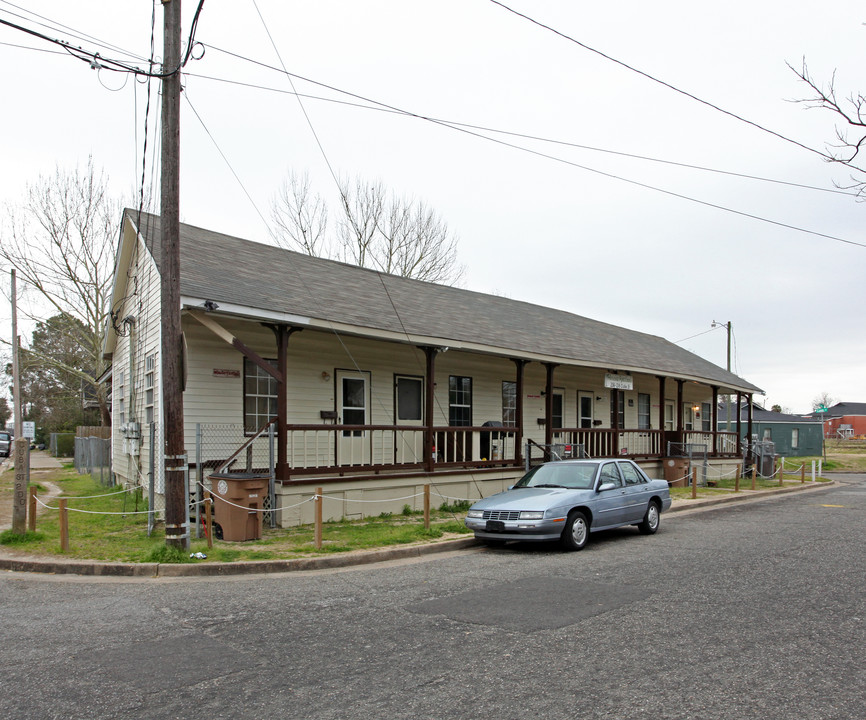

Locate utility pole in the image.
[712,320,732,431]
[10,269,29,535]
[161,0,186,549]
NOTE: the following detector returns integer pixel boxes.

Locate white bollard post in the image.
[811,460,816,483]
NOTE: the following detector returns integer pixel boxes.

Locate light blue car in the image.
[465,459,672,550]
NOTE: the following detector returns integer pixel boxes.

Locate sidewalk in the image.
[0,471,834,579]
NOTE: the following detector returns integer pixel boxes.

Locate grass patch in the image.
[0,529,46,545]
[1,465,472,563]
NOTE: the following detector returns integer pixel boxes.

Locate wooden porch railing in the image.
[276,424,740,477]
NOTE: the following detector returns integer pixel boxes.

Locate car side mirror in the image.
[597,482,616,493]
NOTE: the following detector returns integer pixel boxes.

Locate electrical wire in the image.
[196,45,866,249]
[0,0,207,78]
[185,68,858,198]
[487,0,829,162]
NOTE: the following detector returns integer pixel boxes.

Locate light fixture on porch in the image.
[321,371,331,382]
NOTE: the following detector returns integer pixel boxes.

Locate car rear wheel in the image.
[560,510,589,551]
[638,501,660,535]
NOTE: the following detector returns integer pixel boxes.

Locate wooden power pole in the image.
[161,0,186,549]
[10,269,29,535]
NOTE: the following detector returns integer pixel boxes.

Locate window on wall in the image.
[502,381,517,427]
[449,376,472,426]
[792,428,799,448]
[144,355,155,424]
[762,428,772,440]
[702,402,712,432]
[638,393,651,429]
[552,390,564,431]
[117,370,126,426]
[244,357,277,433]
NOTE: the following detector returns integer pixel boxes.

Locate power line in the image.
[488,0,829,161]
[195,45,866,249]
[185,68,857,199]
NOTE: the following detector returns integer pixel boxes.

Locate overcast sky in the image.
[1,0,864,413]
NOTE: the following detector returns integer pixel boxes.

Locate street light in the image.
[711,320,732,431]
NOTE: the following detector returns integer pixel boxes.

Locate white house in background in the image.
[104,209,761,524]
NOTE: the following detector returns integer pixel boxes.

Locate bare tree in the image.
[0,158,119,425]
[811,391,835,411]
[789,59,866,197]
[271,173,464,285]
[270,170,329,256]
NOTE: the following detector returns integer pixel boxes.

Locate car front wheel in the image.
[561,510,589,551]
[638,501,660,535]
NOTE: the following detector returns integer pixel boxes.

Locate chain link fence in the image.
[74,436,114,486]
[194,423,276,536]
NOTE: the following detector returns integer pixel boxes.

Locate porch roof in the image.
[123,210,761,394]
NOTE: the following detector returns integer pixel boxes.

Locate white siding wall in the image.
[112,228,163,498]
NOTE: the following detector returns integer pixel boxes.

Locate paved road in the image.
[1,475,863,720]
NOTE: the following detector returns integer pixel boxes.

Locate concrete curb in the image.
[0,481,834,578]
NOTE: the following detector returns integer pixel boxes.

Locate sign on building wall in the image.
[604,373,633,390]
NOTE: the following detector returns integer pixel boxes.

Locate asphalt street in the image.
[1,475,863,720]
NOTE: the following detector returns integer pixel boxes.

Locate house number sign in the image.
[604,373,634,390]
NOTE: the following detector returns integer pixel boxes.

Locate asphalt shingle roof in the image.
[128,210,761,393]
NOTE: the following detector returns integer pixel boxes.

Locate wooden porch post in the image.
[676,379,685,440]
[512,359,526,466]
[711,386,719,455]
[611,388,620,456]
[267,324,301,483]
[423,347,438,472]
[657,376,666,455]
[742,392,750,458]
[543,363,556,447]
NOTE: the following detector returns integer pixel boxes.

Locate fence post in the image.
[28,486,37,532]
[751,465,756,491]
[734,465,740,493]
[690,466,697,500]
[811,460,816,483]
[424,484,431,529]
[148,422,156,537]
[314,487,323,549]
[59,498,69,552]
[777,459,783,485]
[800,463,805,483]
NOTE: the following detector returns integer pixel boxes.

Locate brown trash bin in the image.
[663,458,690,487]
[210,472,269,541]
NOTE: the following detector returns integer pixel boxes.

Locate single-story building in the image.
[104,209,762,526]
[811,402,866,439]
[718,401,823,457]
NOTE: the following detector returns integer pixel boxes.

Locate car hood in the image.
[471,486,595,511]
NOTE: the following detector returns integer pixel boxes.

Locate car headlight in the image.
[466,510,484,518]
[519,511,545,520]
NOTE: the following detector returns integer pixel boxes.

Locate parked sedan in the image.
[465,458,672,550]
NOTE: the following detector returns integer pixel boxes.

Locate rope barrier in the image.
[33,495,155,515]
[56,486,140,500]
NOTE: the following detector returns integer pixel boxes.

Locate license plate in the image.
[486,520,505,533]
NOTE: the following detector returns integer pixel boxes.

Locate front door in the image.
[337,370,370,466]
[395,374,423,463]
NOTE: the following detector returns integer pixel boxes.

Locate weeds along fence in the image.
[74,436,113,486]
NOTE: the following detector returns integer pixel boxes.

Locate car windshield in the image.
[514,463,598,490]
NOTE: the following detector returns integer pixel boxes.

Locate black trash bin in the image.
[209,472,269,542]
